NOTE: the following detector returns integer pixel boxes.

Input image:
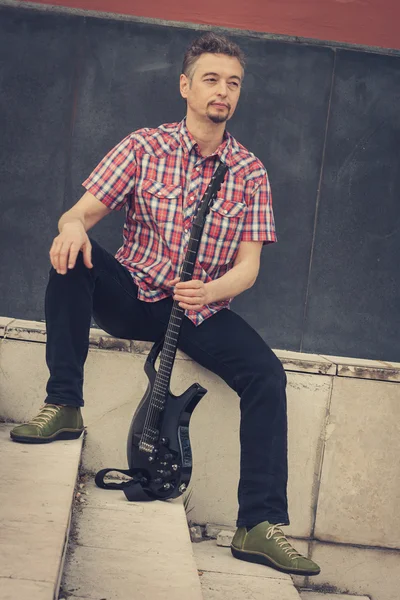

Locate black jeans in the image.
[45,239,289,527]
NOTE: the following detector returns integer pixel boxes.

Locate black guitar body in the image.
[126,339,207,500]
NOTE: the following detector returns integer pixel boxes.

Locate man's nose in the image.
[216,80,228,96]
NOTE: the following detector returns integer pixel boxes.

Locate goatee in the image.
[207,112,229,124]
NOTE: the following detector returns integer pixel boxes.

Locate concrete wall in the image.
[1,316,399,600]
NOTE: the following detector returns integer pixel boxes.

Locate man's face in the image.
[180,53,243,124]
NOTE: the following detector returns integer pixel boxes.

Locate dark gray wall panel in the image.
[0,6,80,319]
[302,50,400,361]
[229,39,334,349]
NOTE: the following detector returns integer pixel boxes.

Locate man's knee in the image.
[234,352,286,396]
[257,354,286,388]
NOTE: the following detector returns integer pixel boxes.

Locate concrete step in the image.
[59,478,203,600]
[0,423,83,600]
[193,539,302,600]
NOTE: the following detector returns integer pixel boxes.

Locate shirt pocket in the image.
[137,179,182,226]
[206,197,246,242]
[198,198,247,272]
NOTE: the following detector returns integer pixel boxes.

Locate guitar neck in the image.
[156,223,203,387]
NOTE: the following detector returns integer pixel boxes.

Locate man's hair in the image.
[182,32,245,80]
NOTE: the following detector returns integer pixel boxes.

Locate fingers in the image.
[175,301,204,312]
[82,241,93,269]
[167,277,180,286]
[50,239,71,274]
[58,241,73,274]
[173,279,207,311]
[49,238,61,272]
[173,280,204,291]
[67,243,81,270]
[49,232,92,274]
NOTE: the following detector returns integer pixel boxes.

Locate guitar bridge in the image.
[139,441,154,453]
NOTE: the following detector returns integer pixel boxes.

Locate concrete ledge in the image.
[322,354,400,383]
[4,315,400,381]
[0,424,83,600]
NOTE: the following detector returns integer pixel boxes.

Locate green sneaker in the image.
[231,521,320,576]
[10,404,84,444]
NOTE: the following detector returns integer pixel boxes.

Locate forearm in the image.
[205,259,259,304]
[58,208,86,234]
[57,192,111,234]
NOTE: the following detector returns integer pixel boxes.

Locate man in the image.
[10,32,320,576]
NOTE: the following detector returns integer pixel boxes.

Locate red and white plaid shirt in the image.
[83,119,276,325]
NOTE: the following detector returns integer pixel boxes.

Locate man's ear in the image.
[180,74,189,99]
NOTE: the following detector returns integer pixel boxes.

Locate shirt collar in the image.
[178,118,233,167]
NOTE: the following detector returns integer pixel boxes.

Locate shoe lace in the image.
[29,404,63,430]
[265,524,303,560]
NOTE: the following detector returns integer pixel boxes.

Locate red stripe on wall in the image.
[19,0,400,51]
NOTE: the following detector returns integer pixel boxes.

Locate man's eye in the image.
[205,78,217,83]
[228,81,239,88]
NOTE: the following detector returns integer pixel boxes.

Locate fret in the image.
[152,386,166,397]
[164,342,176,349]
[153,385,167,394]
[156,373,170,383]
[164,335,177,342]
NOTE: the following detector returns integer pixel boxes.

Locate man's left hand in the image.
[168,277,211,312]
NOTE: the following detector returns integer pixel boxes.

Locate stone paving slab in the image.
[199,571,301,600]
[61,480,203,600]
[0,424,83,600]
[193,540,301,599]
[0,578,56,600]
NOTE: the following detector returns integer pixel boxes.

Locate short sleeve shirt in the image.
[82,119,276,325]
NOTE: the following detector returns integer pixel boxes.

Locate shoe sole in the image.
[10,428,84,444]
[231,545,320,576]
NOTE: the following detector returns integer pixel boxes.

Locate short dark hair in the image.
[182,32,245,79]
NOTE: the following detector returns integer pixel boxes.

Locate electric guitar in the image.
[95,162,229,501]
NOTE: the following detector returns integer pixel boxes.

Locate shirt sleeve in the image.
[82,134,136,211]
[241,171,277,244]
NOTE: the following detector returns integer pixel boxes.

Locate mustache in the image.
[208,101,231,110]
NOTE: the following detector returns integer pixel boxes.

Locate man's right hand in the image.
[49,221,93,275]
